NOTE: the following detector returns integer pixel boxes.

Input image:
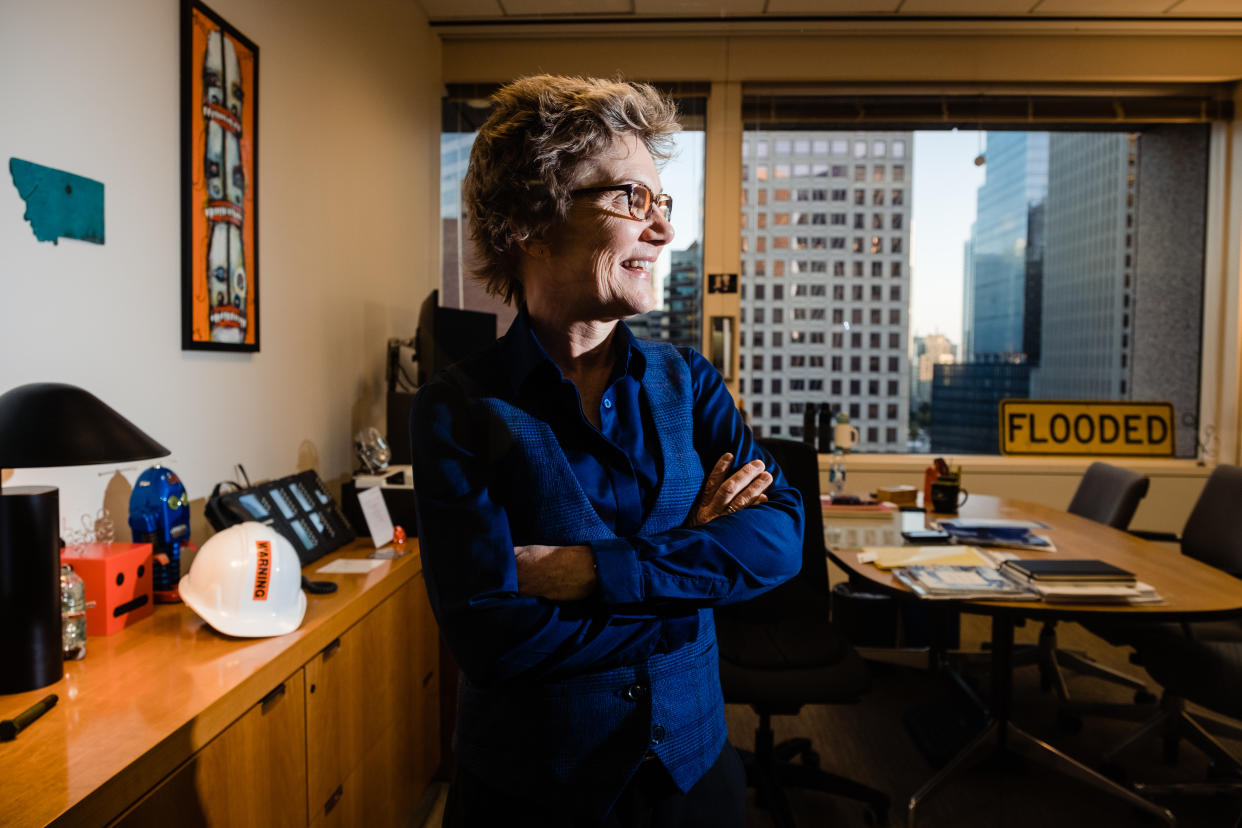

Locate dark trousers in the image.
[442,742,746,828]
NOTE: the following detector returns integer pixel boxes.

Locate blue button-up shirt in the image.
[411,311,803,686]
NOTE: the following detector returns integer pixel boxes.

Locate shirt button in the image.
[624,683,647,701]
[650,724,666,745]
[603,398,613,410]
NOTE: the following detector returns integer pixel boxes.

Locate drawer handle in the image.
[324,784,343,815]
[322,638,342,659]
[422,671,434,688]
[260,683,286,712]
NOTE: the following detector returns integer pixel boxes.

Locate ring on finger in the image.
[726,503,739,514]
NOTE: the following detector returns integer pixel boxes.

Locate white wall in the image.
[1,0,441,540]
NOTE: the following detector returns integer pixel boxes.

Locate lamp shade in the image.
[0,383,169,694]
[0,383,169,469]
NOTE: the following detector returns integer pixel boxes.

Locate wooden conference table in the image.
[824,495,1242,828]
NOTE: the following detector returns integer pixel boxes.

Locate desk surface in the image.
[0,540,421,828]
[827,495,1242,620]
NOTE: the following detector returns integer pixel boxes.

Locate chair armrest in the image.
[1128,529,1180,543]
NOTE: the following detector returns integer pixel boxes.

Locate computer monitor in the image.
[415,289,498,385]
[386,291,497,466]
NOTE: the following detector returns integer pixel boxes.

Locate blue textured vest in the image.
[449,339,726,820]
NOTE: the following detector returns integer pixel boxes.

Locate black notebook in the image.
[999,558,1136,583]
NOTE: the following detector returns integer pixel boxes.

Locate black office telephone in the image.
[205,469,356,565]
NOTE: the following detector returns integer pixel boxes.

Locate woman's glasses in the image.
[572,182,673,222]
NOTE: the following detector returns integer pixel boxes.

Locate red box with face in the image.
[61,542,154,635]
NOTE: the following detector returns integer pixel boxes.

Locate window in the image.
[736,108,1210,457]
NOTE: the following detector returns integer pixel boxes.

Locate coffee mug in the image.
[929,481,968,513]
[833,422,860,451]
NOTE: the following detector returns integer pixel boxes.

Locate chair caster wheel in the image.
[1056,710,1083,733]
[1134,689,1157,705]
[863,803,888,826]
[801,750,820,768]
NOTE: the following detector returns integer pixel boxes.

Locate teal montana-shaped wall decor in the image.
[9,158,104,245]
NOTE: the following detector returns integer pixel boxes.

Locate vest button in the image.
[650,724,666,744]
[624,683,647,701]
[603,398,613,410]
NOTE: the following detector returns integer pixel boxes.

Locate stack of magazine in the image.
[998,559,1162,604]
[892,557,1163,604]
[893,564,1041,600]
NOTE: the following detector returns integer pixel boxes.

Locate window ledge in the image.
[815,452,1210,480]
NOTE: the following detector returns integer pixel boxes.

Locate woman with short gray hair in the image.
[412,74,803,827]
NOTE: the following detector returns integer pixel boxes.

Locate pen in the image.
[0,694,58,742]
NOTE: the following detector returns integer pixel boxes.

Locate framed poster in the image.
[181,1,259,351]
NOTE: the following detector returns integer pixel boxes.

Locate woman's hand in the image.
[514,544,597,601]
[690,453,772,527]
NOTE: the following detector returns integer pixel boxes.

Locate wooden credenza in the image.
[0,541,438,828]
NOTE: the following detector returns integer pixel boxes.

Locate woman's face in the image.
[532,133,674,321]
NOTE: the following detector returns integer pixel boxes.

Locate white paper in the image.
[316,558,386,574]
[357,485,394,549]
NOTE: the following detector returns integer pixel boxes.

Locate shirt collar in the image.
[500,307,647,393]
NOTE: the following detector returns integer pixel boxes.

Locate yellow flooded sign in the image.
[999,400,1175,457]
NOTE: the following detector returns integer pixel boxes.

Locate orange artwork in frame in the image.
[181,0,259,351]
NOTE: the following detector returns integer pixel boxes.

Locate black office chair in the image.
[1079,466,1242,791]
[715,438,889,827]
[1020,462,1153,702]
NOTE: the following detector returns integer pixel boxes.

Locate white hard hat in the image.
[180,522,307,637]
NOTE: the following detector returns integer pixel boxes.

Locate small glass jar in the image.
[61,564,87,661]
[829,449,848,496]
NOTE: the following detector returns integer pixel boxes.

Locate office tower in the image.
[739,131,912,450]
[913,333,957,407]
[961,226,976,361]
[1033,133,1136,398]
[664,241,702,348]
[967,132,1049,362]
[930,361,1033,454]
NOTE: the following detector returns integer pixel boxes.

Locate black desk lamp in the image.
[0,383,169,694]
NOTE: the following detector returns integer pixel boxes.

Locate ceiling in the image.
[417,0,1242,24]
